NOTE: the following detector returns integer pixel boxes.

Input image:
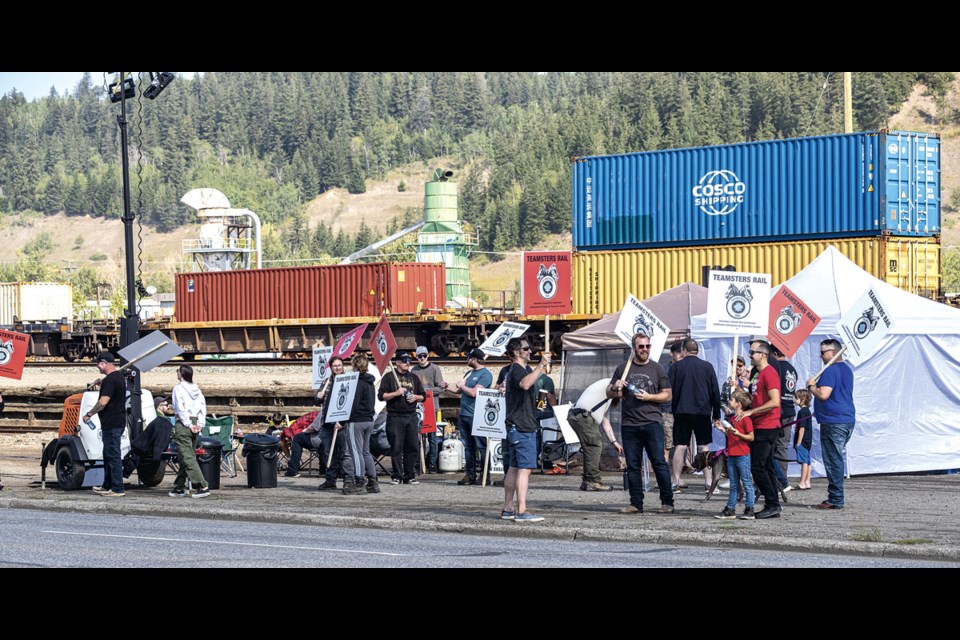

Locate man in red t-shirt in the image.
[736,340,782,519]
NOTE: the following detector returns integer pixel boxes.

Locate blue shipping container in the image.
[572,130,940,250]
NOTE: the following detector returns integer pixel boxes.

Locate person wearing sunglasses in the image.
[499,337,550,523]
[737,341,782,519]
[606,333,674,515]
[806,339,855,510]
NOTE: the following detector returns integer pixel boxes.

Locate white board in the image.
[325,372,359,423]
[479,322,530,357]
[837,286,895,366]
[551,403,580,444]
[614,293,669,357]
[472,388,507,439]
[312,346,333,389]
[117,330,183,373]
[706,270,772,336]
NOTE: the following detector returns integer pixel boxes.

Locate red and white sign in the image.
[369,315,397,375]
[766,285,822,358]
[332,323,368,360]
[521,251,571,315]
[419,390,438,435]
[0,329,29,380]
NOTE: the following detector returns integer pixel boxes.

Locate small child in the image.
[793,389,813,490]
[714,388,756,520]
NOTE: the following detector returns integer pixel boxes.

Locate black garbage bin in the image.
[196,436,223,490]
[243,433,280,488]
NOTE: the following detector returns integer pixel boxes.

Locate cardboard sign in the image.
[332,323,368,361]
[0,329,29,380]
[837,286,895,366]
[521,251,572,315]
[472,388,507,439]
[369,315,397,375]
[324,372,359,423]
[312,346,333,389]
[767,285,822,358]
[706,270,772,335]
[419,390,437,435]
[116,330,183,373]
[479,321,530,357]
[551,403,580,445]
[614,294,669,357]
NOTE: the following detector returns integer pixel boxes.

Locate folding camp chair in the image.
[202,415,242,477]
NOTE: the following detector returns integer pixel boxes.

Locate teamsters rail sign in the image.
[837,286,894,366]
[706,270,772,335]
[521,251,571,315]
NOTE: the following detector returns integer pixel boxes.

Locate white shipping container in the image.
[0,282,73,326]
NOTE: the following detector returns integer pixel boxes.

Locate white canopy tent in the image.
[691,246,960,476]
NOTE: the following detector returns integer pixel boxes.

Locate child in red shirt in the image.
[714,388,755,520]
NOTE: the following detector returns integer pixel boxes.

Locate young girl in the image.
[714,388,756,520]
[793,389,813,490]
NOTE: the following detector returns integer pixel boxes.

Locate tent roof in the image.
[562,281,708,350]
[691,245,960,337]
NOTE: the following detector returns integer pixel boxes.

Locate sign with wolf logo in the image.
[706,270,771,335]
[472,389,507,439]
[312,346,334,389]
[419,390,438,435]
[0,329,29,380]
[522,251,571,315]
[837,286,894,366]
[479,321,530,357]
[614,294,669,358]
[370,314,397,375]
[766,285,821,358]
[324,371,359,423]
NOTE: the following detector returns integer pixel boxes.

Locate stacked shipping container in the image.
[175,262,446,323]
[571,130,941,312]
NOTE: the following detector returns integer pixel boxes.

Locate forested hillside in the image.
[1,71,956,298]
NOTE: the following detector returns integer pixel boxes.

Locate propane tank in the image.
[439,437,464,473]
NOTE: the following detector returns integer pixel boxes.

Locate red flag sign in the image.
[767,285,821,358]
[521,251,571,315]
[370,315,397,375]
[0,329,29,380]
[419,390,437,435]
[332,323,368,361]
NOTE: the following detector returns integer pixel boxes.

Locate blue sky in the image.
[0,72,197,101]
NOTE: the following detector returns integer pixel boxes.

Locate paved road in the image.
[2,509,955,568]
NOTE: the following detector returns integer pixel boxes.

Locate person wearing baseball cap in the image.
[378,352,425,484]
[84,352,127,497]
[451,348,493,485]
[412,345,447,474]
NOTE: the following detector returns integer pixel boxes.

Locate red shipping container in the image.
[175,263,445,323]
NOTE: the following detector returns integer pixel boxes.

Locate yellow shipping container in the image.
[574,236,941,315]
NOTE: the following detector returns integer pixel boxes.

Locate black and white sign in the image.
[324,371,360,423]
[613,293,669,357]
[478,322,530,357]
[312,346,333,389]
[837,287,895,366]
[706,270,772,335]
[472,389,507,439]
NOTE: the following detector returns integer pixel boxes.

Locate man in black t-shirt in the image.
[607,333,674,515]
[770,345,798,492]
[82,352,127,497]
[378,354,425,485]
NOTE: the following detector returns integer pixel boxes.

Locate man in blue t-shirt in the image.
[452,348,493,485]
[806,338,856,510]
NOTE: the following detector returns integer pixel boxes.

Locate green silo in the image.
[416,169,474,303]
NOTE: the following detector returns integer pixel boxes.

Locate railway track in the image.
[23,356,513,369]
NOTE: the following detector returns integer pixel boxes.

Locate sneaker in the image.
[619,505,643,514]
[782,485,793,493]
[284,471,301,478]
[714,506,737,519]
[390,478,401,485]
[755,505,782,519]
[318,480,338,490]
[403,478,420,485]
[500,510,516,520]
[738,507,756,520]
[659,505,675,514]
[191,487,211,499]
[168,489,188,498]
[92,485,107,494]
[514,512,545,522]
[671,484,683,493]
[705,486,722,495]
[543,467,567,475]
[100,490,125,497]
[719,480,731,489]
[457,474,477,486]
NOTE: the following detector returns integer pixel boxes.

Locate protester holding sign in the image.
[806,339,856,510]
[340,353,378,496]
[739,341,781,519]
[412,345,448,473]
[378,354,425,485]
[452,348,492,486]
[315,357,347,490]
